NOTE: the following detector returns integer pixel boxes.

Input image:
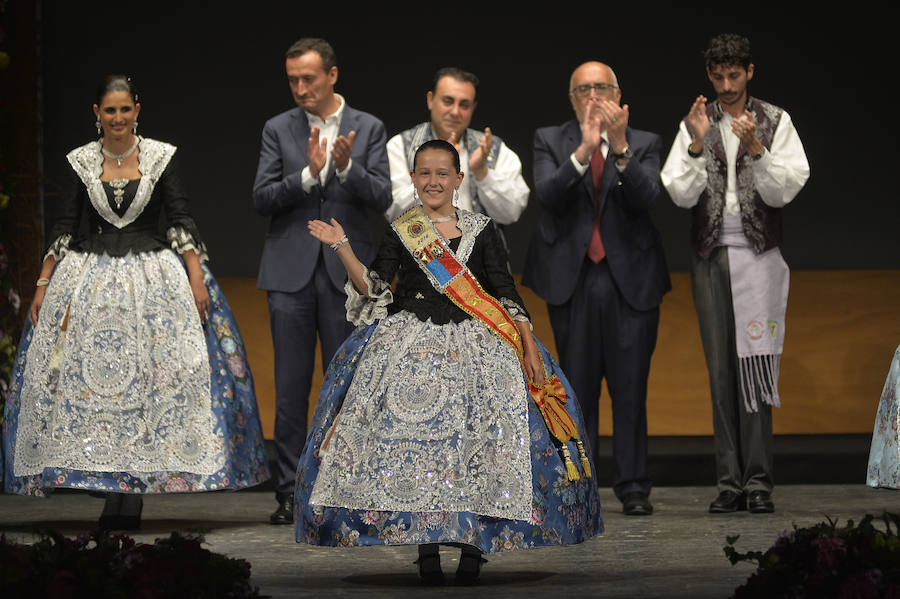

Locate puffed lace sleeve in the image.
[344,269,393,326]
[44,233,73,261]
[344,228,402,325]
[43,163,85,262]
[500,297,530,323]
[160,153,209,263]
[166,226,209,263]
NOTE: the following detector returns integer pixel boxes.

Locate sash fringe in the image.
[739,354,781,412]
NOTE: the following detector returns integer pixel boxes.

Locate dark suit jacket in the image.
[252,104,391,292]
[522,120,670,311]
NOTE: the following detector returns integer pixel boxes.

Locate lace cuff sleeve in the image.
[501,297,531,324]
[43,234,72,262]
[345,269,394,326]
[167,226,209,263]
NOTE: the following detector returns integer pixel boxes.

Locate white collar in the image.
[305,94,346,125]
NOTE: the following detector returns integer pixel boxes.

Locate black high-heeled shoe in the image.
[456,548,487,585]
[414,544,444,586]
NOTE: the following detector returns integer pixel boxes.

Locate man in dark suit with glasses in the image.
[523,61,670,516]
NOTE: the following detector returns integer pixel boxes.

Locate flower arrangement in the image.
[725,512,900,598]
[0,242,21,414]
[0,2,21,425]
[0,529,263,598]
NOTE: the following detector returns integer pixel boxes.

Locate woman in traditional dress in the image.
[297,139,602,585]
[1,75,269,529]
[867,345,900,489]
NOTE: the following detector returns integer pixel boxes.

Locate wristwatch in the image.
[612,145,632,160]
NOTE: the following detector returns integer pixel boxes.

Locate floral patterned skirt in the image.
[2,250,269,495]
[294,312,603,553]
[867,344,900,489]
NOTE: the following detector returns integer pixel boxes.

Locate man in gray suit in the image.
[252,38,391,524]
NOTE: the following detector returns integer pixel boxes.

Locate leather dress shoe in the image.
[622,491,653,516]
[709,490,746,513]
[747,490,775,513]
[269,493,294,525]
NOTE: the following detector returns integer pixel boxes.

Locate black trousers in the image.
[268,258,354,495]
[547,259,658,501]
[691,247,774,494]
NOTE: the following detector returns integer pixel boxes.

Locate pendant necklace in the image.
[101,136,140,167]
[108,178,129,210]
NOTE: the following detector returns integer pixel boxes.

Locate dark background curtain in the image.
[37,4,899,276]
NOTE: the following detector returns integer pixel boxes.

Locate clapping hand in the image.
[308,126,328,179]
[469,127,493,180]
[574,101,605,164]
[687,95,710,144]
[332,130,355,172]
[446,129,462,154]
[595,98,629,154]
[731,110,763,155]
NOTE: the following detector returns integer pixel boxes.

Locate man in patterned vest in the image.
[385,67,529,227]
[661,34,809,514]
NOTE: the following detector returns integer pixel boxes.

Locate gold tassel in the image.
[48,304,72,372]
[320,415,340,455]
[561,444,581,481]
[576,440,592,479]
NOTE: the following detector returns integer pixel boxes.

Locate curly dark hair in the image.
[704,34,752,70]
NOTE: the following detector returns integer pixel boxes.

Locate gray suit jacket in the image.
[252,104,391,292]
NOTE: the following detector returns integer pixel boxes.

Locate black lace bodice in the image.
[371,223,529,325]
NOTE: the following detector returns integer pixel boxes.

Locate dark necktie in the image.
[587,143,606,263]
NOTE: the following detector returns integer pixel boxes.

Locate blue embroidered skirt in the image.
[867,344,900,489]
[294,311,603,553]
[2,252,269,495]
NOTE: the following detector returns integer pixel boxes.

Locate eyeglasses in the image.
[570,82,618,97]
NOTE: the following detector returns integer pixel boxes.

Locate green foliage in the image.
[725,512,900,598]
[0,529,264,598]
[0,2,20,422]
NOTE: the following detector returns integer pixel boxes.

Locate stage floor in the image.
[1,485,895,598]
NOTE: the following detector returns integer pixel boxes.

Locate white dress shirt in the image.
[385,128,530,224]
[661,108,809,213]
[300,94,352,192]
